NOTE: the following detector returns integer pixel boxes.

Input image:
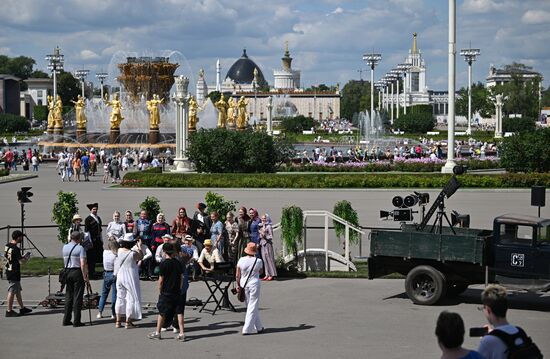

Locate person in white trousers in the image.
[236,242,264,335]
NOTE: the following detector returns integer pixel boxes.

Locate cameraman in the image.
[4,230,33,317]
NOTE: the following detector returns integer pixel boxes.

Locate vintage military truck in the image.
[368,177,550,305]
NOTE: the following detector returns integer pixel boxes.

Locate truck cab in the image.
[491,214,550,291]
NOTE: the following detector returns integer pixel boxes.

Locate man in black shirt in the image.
[84,202,102,279]
[4,230,32,317]
[148,243,184,340]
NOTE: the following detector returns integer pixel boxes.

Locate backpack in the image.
[488,326,543,359]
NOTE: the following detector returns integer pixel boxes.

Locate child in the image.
[4,230,33,317]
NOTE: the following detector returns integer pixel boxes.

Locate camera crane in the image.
[416,176,460,234]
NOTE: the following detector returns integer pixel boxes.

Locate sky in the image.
[1,0,549,91]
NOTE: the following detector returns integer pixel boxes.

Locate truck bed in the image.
[370,224,490,265]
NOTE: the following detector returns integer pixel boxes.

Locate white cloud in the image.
[80,49,100,60]
[521,9,550,25]
[0,46,11,55]
[461,0,507,14]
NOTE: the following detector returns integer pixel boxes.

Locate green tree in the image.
[138,196,162,223]
[456,82,493,118]
[332,200,360,252]
[500,127,550,172]
[393,105,435,133]
[33,105,48,123]
[0,55,40,90]
[51,191,79,244]
[541,86,550,108]
[204,191,238,222]
[56,71,80,105]
[30,70,49,78]
[207,91,221,103]
[0,114,30,133]
[277,115,315,133]
[502,116,536,133]
[341,80,372,121]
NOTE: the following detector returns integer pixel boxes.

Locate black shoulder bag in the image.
[59,244,78,285]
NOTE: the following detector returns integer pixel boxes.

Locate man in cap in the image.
[62,230,89,327]
[197,239,223,273]
[4,230,32,317]
[84,203,102,279]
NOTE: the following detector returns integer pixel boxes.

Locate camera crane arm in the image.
[416,176,460,231]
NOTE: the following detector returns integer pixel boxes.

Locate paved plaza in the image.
[1,164,549,358]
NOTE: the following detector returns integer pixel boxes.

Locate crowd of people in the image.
[0,147,41,171]
[54,200,277,339]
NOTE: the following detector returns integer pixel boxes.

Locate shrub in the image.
[51,191,79,244]
[0,114,30,133]
[500,127,550,172]
[204,191,238,222]
[138,196,162,222]
[0,168,10,176]
[187,128,288,173]
[333,200,360,246]
[502,116,536,133]
[393,111,435,133]
[281,206,303,258]
[277,115,315,133]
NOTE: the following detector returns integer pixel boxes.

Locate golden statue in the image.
[53,95,63,129]
[214,95,228,128]
[71,95,87,129]
[188,96,198,131]
[227,97,237,128]
[105,93,125,130]
[47,95,55,129]
[146,94,164,130]
[237,96,249,130]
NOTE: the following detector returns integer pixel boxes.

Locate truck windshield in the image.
[538,225,550,245]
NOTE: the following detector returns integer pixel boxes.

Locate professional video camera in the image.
[380,192,430,222]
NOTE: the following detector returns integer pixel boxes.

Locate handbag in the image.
[59,244,78,285]
[236,257,258,303]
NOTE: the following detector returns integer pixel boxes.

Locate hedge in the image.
[500,128,550,173]
[121,172,550,189]
[0,114,30,133]
[0,168,9,177]
[281,157,500,173]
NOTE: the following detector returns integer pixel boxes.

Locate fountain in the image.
[358,110,384,144]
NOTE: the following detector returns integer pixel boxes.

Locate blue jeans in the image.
[98,271,117,316]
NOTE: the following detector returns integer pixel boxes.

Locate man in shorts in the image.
[148,243,184,340]
[4,230,33,317]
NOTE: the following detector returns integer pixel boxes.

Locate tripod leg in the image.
[23,234,46,258]
[442,213,456,235]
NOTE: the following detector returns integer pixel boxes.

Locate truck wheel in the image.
[405,265,447,305]
[447,282,469,296]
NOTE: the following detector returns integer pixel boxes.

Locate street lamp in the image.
[375,81,384,111]
[460,47,481,135]
[172,76,193,172]
[45,47,64,127]
[391,69,401,119]
[75,69,90,98]
[442,0,457,173]
[383,76,390,112]
[95,72,108,101]
[386,73,397,124]
[398,63,412,114]
[363,53,382,122]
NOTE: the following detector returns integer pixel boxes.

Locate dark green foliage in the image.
[204,191,238,222]
[187,128,288,173]
[51,191,79,244]
[341,80,372,121]
[207,91,221,103]
[408,104,433,114]
[502,117,536,133]
[277,115,315,133]
[0,114,30,133]
[30,70,49,78]
[456,82,493,118]
[138,196,162,222]
[122,171,550,188]
[0,168,10,176]
[33,105,48,122]
[500,128,550,172]
[0,55,38,90]
[281,206,303,257]
[393,110,435,133]
[56,71,80,105]
[333,201,360,245]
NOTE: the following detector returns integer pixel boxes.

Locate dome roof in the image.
[225,49,267,86]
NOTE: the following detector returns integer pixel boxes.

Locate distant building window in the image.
[411,72,420,92]
[37,90,43,97]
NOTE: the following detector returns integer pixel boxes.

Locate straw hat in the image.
[72,214,82,221]
[244,242,257,256]
[204,239,212,246]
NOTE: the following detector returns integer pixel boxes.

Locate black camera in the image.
[469,327,488,337]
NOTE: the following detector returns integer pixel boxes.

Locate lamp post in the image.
[75,69,89,98]
[386,74,396,124]
[493,94,504,138]
[398,63,412,114]
[45,46,64,134]
[95,72,108,102]
[460,47,481,135]
[391,69,401,119]
[384,77,390,112]
[267,96,273,135]
[363,53,382,122]
[442,0,457,173]
[172,76,193,172]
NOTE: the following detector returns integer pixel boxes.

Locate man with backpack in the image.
[477,284,542,359]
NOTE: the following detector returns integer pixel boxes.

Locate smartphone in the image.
[469,327,488,337]
[24,252,31,258]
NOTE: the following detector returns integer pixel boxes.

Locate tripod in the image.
[20,202,46,258]
[429,199,456,235]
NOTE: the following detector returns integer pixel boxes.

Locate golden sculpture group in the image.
[46,95,64,131]
[214,95,249,130]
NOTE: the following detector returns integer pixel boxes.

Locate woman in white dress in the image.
[236,242,264,335]
[106,211,126,242]
[114,233,143,329]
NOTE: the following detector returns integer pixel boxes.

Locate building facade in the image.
[0,74,21,115]
[486,65,542,88]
